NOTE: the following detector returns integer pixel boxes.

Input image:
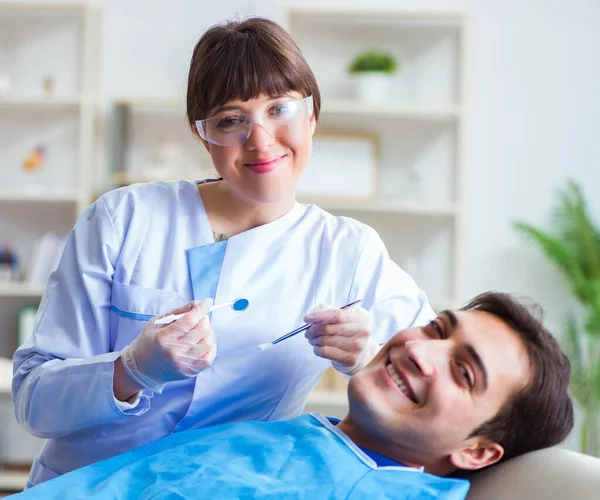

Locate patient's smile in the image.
[386,362,418,404]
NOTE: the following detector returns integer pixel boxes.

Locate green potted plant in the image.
[513,180,600,457]
[348,50,398,104]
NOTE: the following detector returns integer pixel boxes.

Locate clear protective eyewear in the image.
[195,95,313,147]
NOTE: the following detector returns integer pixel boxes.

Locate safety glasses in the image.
[195,95,313,147]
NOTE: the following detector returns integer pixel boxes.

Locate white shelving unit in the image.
[0,470,28,495]
[323,100,460,120]
[0,0,101,351]
[0,2,102,470]
[284,7,467,405]
[286,6,467,310]
[0,282,46,298]
[106,98,215,191]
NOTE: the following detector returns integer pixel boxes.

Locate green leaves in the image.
[513,222,573,275]
[348,51,398,74]
[513,179,600,421]
[565,314,586,404]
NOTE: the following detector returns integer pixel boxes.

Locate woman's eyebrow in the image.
[211,95,289,115]
[211,104,243,114]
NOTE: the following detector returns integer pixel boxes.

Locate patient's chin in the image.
[347,375,389,421]
[347,371,372,403]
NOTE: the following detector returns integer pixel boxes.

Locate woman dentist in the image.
[12,17,435,487]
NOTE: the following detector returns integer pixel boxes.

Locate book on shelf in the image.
[25,232,67,285]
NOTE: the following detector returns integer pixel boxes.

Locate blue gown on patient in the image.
[13,413,469,499]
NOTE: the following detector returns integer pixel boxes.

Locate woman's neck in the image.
[198,180,296,236]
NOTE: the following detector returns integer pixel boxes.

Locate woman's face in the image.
[201,92,316,205]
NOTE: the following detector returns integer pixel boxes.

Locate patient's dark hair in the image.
[462,292,574,464]
[186,17,321,128]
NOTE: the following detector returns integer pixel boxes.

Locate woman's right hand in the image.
[120,299,217,394]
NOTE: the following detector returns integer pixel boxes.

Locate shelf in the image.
[115,98,183,112]
[110,172,182,186]
[307,390,348,408]
[0,189,80,203]
[0,2,88,15]
[322,101,460,121]
[288,6,465,20]
[300,199,458,217]
[0,470,28,492]
[0,356,12,394]
[0,282,46,298]
[0,95,83,109]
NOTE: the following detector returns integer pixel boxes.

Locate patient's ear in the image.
[449,438,504,471]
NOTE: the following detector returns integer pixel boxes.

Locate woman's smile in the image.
[243,154,287,174]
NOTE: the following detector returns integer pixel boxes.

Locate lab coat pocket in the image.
[110,281,187,350]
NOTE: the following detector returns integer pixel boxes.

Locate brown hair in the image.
[462,292,574,463]
[186,17,321,129]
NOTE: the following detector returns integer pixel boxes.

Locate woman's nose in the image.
[245,122,275,151]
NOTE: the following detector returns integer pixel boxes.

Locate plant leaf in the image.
[513,180,600,413]
[552,181,600,298]
[564,314,587,406]
[512,221,588,301]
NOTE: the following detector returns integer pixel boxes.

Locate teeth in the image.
[387,363,412,400]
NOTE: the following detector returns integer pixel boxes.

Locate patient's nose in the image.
[404,340,439,378]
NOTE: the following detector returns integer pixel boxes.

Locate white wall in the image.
[77,0,600,329]
[21,0,600,450]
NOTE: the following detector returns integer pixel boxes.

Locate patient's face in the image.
[347,310,531,470]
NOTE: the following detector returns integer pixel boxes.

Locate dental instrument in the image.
[155,297,250,326]
[256,299,362,351]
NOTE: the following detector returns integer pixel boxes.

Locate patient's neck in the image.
[336,416,451,476]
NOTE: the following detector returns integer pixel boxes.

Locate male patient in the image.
[13,292,573,499]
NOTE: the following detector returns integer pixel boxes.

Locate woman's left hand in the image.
[304,303,379,376]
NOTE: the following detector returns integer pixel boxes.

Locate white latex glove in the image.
[121,298,217,393]
[304,303,381,376]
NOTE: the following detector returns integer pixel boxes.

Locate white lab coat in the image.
[12,180,434,486]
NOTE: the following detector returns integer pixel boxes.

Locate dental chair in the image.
[467,446,600,499]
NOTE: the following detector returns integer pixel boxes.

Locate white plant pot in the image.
[352,73,393,104]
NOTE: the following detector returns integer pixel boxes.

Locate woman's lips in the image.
[244,155,285,174]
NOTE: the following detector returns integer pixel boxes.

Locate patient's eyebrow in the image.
[440,310,458,327]
[439,310,489,392]
[463,344,489,392]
